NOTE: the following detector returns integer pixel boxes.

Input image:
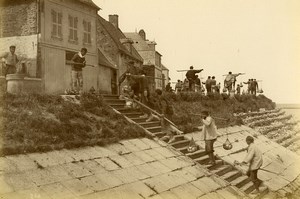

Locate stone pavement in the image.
[0,138,242,199]
[185,125,300,192]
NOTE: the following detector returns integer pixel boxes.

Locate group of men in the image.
[243,79,260,95]
[1,45,87,95]
[172,67,261,96]
[202,110,263,194]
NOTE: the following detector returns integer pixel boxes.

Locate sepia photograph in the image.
[0,0,300,198]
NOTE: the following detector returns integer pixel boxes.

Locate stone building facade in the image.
[125,30,168,90]
[97,15,144,93]
[0,0,122,94]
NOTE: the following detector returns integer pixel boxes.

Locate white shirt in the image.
[244,143,263,170]
[202,116,218,141]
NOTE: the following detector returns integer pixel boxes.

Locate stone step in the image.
[123,112,144,118]
[203,160,223,170]
[146,126,162,133]
[105,99,126,105]
[221,170,242,182]
[176,146,190,154]
[241,181,256,194]
[116,108,140,113]
[275,134,292,144]
[194,155,210,164]
[110,104,126,109]
[211,164,233,176]
[153,132,166,138]
[139,121,161,128]
[172,135,185,141]
[131,117,147,123]
[170,139,190,149]
[249,186,268,198]
[231,175,251,188]
[102,95,120,100]
[186,149,207,159]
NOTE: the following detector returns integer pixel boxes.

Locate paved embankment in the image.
[0,138,242,199]
[186,125,300,197]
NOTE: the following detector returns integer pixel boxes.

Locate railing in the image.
[109,105,156,139]
[125,97,183,135]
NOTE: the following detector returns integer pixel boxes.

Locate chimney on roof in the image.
[147,41,156,51]
[139,29,146,40]
[109,14,119,28]
[120,38,133,53]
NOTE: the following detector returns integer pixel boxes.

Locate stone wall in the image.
[0,0,37,37]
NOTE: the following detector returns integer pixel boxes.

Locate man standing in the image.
[175,80,182,93]
[216,83,221,93]
[185,66,203,92]
[236,84,241,95]
[201,111,218,165]
[253,79,259,95]
[195,75,201,92]
[243,79,251,94]
[250,79,255,95]
[224,72,242,92]
[0,45,19,76]
[71,48,87,94]
[205,76,212,94]
[165,82,172,92]
[236,136,263,193]
[211,76,217,93]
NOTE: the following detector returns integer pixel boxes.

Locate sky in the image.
[95,0,300,104]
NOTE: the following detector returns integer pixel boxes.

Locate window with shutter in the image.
[51,9,63,39]
[69,15,78,42]
[83,20,92,44]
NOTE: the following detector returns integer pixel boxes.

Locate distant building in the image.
[0,0,102,93]
[161,64,170,90]
[97,15,144,93]
[125,30,168,90]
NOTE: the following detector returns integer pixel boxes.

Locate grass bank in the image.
[0,93,145,156]
[164,92,276,133]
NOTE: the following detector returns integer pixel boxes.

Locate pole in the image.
[222,73,245,76]
[66,61,95,67]
[176,69,203,72]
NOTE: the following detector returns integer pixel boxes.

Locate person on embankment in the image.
[235,136,263,194]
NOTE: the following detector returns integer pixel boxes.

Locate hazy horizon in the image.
[95,0,300,104]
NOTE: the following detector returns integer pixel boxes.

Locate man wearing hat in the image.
[0,45,19,76]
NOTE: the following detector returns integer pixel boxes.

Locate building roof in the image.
[78,0,101,10]
[161,64,169,71]
[124,32,151,51]
[97,16,143,63]
[98,48,117,69]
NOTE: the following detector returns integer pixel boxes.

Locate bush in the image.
[0,93,146,156]
[162,92,276,132]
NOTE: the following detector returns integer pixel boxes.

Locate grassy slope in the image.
[164,92,276,133]
[0,93,145,156]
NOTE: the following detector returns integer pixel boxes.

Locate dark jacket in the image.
[71,53,85,71]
